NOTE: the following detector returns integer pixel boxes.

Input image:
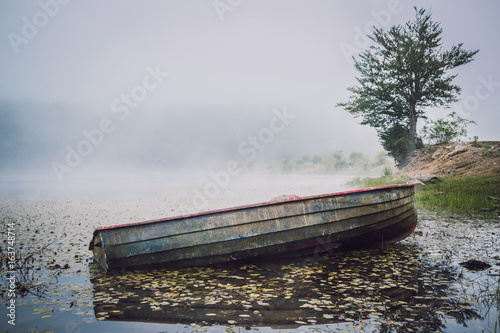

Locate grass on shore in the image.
[351,174,500,217]
[417,175,500,216]
[350,174,410,188]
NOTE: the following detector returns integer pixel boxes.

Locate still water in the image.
[1,174,499,332]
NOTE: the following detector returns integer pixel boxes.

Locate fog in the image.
[0,99,378,175]
[1,0,499,200]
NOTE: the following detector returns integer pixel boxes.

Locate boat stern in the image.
[89,231,109,270]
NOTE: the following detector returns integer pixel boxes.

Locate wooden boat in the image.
[89,184,417,270]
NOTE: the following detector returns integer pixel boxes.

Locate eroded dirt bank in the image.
[400,141,500,177]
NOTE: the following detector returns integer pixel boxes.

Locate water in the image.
[1,174,499,332]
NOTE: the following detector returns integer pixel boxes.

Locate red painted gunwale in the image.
[91,184,415,236]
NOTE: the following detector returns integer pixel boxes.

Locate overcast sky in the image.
[1,0,499,168]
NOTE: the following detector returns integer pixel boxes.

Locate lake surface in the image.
[1,173,499,332]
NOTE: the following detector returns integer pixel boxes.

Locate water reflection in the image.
[2,192,497,332]
[90,243,483,331]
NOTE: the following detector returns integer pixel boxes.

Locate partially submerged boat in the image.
[89,184,417,270]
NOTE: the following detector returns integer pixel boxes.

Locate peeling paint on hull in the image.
[89,184,417,270]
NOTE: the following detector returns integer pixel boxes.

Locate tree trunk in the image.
[408,103,418,147]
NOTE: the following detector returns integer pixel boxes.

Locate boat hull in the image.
[89,184,417,270]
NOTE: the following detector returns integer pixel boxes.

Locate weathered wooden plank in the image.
[105,195,414,260]
[97,186,413,245]
[108,203,415,268]
[111,209,416,269]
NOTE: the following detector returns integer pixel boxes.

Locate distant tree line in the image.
[279,150,389,173]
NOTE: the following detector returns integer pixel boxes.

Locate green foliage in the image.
[483,145,493,156]
[298,155,311,165]
[336,7,478,166]
[379,123,419,165]
[421,112,476,145]
[281,159,295,172]
[278,150,391,174]
[351,175,410,188]
[323,151,346,172]
[311,154,323,164]
[416,175,500,216]
[353,174,500,216]
[471,135,481,147]
[382,165,393,176]
[348,151,369,169]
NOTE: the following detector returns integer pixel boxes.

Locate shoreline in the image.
[351,173,500,217]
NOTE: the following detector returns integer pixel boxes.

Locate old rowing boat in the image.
[89,184,417,270]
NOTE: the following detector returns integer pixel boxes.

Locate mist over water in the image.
[0,100,381,182]
[0,170,355,214]
[0,99,366,206]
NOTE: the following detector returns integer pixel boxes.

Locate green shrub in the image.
[421,111,476,145]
